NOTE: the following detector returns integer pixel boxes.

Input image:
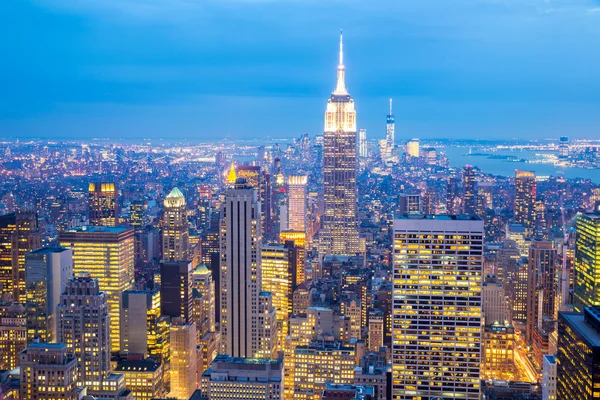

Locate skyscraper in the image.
[385,98,395,161]
[169,319,197,400]
[162,187,189,262]
[557,308,600,398]
[59,226,134,352]
[120,288,169,362]
[0,212,41,303]
[573,213,600,311]
[262,244,294,347]
[287,175,307,232]
[463,165,478,215]
[392,215,483,400]
[220,178,276,358]
[358,128,368,158]
[24,246,73,343]
[0,303,27,371]
[57,274,110,390]
[320,31,359,256]
[88,182,118,227]
[514,170,536,236]
[237,165,273,240]
[160,260,193,322]
[526,241,557,343]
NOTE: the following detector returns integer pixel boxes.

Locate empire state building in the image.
[319,31,359,256]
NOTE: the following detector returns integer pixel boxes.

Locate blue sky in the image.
[2,0,600,142]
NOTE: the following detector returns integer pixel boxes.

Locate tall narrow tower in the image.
[320,31,359,256]
[220,178,276,358]
[385,98,395,161]
[162,187,189,262]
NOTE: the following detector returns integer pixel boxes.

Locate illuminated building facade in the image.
[169,319,197,400]
[514,170,537,236]
[280,231,306,284]
[368,310,384,352]
[293,341,355,400]
[320,32,359,256]
[130,200,146,230]
[57,274,110,390]
[88,182,118,227]
[114,359,165,400]
[392,215,483,400]
[462,165,478,215]
[481,322,515,381]
[482,275,509,325]
[59,226,134,352]
[385,98,395,162]
[19,343,78,400]
[161,187,189,262]
[0,303,27,371]
[121,289,170,364]
[160,260,193,323]
[526,241,557,342]
[24,246,73,343]
[262,244,294,347]
[237,165,272,240]
[0,212,41,303]
[574,213,600,312]
[542,355,557,400]
[406,139,419,158]
[200,354,284,400]
[220,179,276,358]
[557,308,600,399]
[358,128,368,158]
[398,194,421,215]
[192,264,216,335]
[287,176,308,232]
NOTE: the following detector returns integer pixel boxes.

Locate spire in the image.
[333,29,348,95]
[389,98,393,115]
[226,162,237,184]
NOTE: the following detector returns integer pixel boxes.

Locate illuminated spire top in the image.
[333,29,348,96]
[389,98,393,115]
[226,162,237,184]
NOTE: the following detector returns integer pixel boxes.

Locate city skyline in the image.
[4,0,600,141]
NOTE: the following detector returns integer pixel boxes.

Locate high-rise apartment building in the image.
[320,32,359,256]
[526,241,557,342]
[59,226,134,352]
[160,260,193,323]
[514,170,536,236]
[0,212,41,303]
[24,246,73,343]
[287,176,307,232]
[88,182,118,227]
[57,274,110,390]
[162,187,189,262]
[557,308,600,398]
[19,342,78,400]
[220,178,276,358]
[574,213,600,312]
[462,165,478,215]
[169,319,197,400]
[392,215,483,400]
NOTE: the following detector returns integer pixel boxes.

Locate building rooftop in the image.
[396,214,482,221]
[115,359,161,372]
[63,225,132,234]
[560,310,600,347]
[29,246,69,254]
[166,187,185,199]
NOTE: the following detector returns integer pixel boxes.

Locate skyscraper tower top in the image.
[333,30,347,96]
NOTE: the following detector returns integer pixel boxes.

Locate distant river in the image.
[439,146,600,183]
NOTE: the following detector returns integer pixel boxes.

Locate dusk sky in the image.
[3,0,600,142]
